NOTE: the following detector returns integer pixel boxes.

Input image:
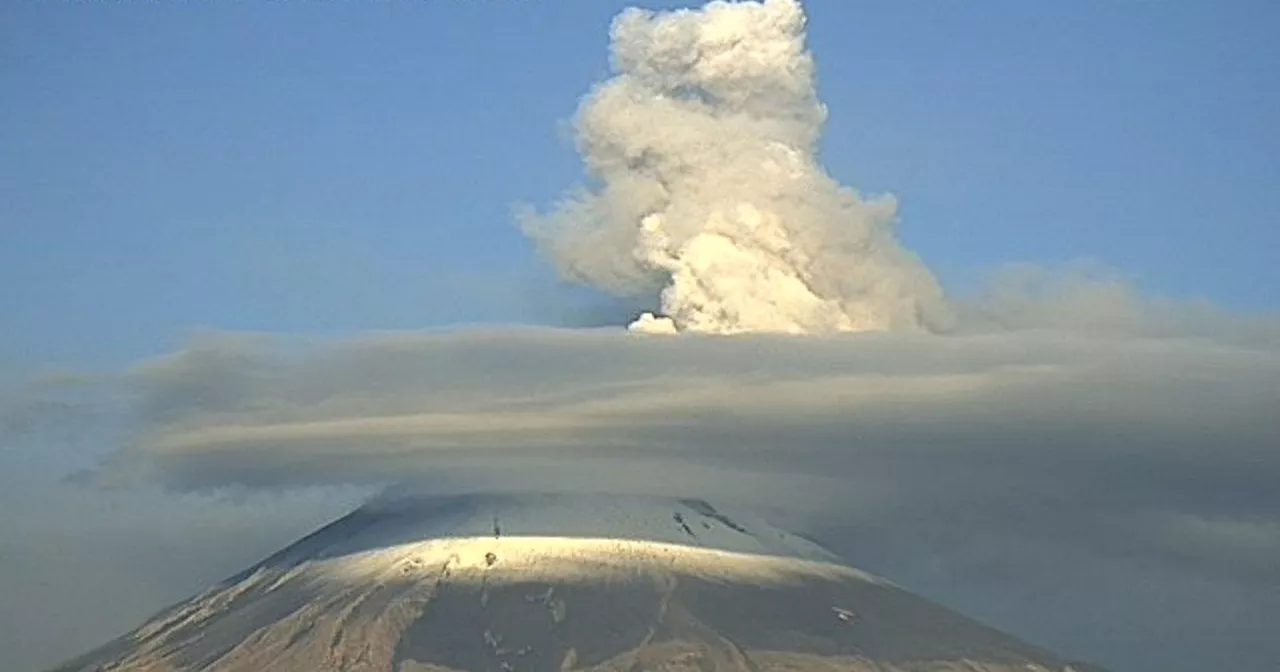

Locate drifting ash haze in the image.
[522,0,952,335]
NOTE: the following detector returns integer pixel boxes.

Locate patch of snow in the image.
[286,493,887,586]
[314,534,879,586]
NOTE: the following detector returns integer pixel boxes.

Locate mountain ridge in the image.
[50,494,1106,672]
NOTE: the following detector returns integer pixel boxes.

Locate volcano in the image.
[52,493,1101,672]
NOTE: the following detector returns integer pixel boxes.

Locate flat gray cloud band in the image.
[94,322,1279,576]
[7,287,1278,670]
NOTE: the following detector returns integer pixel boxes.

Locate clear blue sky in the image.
[3,0,1278,375]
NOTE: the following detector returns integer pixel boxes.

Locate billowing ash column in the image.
[522,0,953,335]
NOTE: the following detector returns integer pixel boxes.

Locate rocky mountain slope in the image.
[52,493,1102,672]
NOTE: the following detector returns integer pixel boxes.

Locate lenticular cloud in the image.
[521,0,953,335]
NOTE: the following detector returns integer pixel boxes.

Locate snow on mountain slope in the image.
[50,494,1101,672]
[260,493,877,586]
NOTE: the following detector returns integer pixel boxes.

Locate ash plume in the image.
[521,0,952,335]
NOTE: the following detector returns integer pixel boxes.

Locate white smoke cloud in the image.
[521,0,952,335]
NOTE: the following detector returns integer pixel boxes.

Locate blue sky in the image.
[3,0,1277,373]
[3,3,1280,670]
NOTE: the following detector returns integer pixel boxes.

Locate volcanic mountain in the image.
[51,493,1101,672]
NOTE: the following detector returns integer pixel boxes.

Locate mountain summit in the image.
[53,493,1099,672]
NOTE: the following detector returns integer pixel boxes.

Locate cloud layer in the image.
[24,283,1257,671]
[4,1,1274,668]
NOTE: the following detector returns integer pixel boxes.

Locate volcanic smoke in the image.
[522,0,953,335]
